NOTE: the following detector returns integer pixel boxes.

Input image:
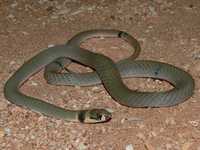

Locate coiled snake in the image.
[4,29,194,123]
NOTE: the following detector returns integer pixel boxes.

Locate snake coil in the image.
[4,29,194,123]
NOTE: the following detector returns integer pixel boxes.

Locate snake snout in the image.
[82,109,112,123]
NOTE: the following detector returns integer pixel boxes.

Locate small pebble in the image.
[148,6,157,16]
[0,127,11,137]
[78,143,87,150]
[21,31,29,35]
[192,52,200,59]
[149,131,157,137]
[121,118,125,124]
[188,120,199,127]
[48,44,55,48]
[91,86,101,92]
[30,81,38,86]
[4,128,11,136]
[125,144,134,150]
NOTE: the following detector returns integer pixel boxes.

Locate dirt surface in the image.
[0,0,200,150]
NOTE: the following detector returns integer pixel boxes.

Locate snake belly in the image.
[4,30,195,124]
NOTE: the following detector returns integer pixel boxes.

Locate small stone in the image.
[30,81,38,86]
[125,144,134,150]
[78,143,87,150]
[92,86,98,90]
[121,118,125,124]
[48,44,55,48]
[148,6,157,16]
[91,86,101,92]
[149,131,157,137]
[4,128,11,136]
[192,51,200,59]
[31,135,35,139]
[188,120,199,127]
[21,31,29,35]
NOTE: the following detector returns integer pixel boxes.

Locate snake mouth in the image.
[102,115,112,123]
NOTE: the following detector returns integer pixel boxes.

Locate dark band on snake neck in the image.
[78,111,86,123]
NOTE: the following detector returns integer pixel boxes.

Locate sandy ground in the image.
[0,0,200,150]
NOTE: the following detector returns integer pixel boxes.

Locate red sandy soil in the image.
[0,0,200,149]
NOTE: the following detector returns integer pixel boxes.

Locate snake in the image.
[4,29,194,123]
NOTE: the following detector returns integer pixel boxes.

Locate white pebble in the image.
[188,120,199,127]
[92,86,100,91]
[4,128,11,136]
[125,144,134,150]
[48,44,55,48]
[30,81,38,86]
[78,143,87,150]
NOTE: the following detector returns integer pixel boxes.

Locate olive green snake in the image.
[4,29,194,123]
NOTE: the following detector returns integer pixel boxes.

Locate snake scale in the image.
[4,29,194,123]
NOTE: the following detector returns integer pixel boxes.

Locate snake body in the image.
[4,30,194,123]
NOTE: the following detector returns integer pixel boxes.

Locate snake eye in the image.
[96,113,102,120]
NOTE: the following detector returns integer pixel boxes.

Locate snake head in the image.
[79,109,112,123]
